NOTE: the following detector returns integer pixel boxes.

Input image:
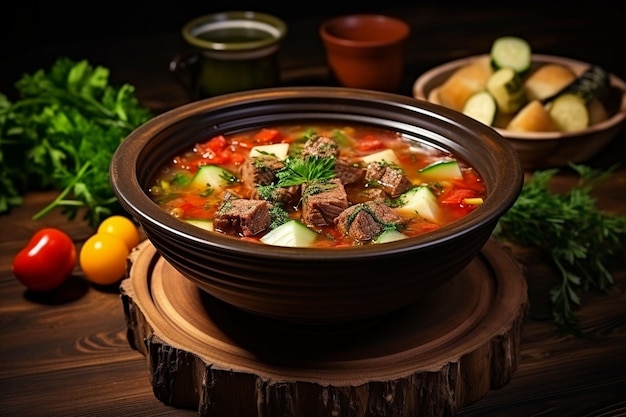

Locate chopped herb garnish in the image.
[330,129,352,147]
[220,170,240,184]
[269,204,290,230]
[171,173,191,186]
[302,179,337,198]
[345,203,402,231]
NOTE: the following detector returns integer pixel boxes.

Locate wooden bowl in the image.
[109,87,523,331]
[413,54,626,170]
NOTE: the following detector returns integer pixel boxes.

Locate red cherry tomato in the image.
[12,227,77,292]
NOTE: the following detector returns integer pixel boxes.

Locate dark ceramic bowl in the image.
[110,87,523,329]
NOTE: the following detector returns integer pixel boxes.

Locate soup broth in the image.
[148,123,486,247]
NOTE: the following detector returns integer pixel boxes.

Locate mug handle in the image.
[169,51,200,101]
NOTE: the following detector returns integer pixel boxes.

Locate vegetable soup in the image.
[148,123,486,247]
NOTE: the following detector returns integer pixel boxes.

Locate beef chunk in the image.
[252,184,301,208]
[214,199,272,237]
[349,187,388,204]
[241,155,284,187]
[301,135,339,159]
[302,178,348,228]
[335,160,365,185]
[335,201,405,242]
[365,162,413,198]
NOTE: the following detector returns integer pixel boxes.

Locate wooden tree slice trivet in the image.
[120,239,528,417]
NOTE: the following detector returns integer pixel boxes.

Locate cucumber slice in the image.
[490,36,532,75]
[185,219,214,232]
[395,185,441,224]
[260,220,319,247]
[419,160,463,181]
[486,67,526,114]
[462,91,497,126]
[249,143,290,160]
[373,229,409,244]
[189,165,236,192]
[361,148,401,166]
[547,93,589,132]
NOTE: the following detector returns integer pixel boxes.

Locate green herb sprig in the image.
[275,155,336,187]
[0,57,152,228]
[493,164,626,335]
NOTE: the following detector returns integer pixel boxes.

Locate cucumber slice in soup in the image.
[189,165,236,192]
[419,160,463,181]
[395,185,442,224]
[260,220,319,247]
[490,36,532,75]
[462,91,497,126]
[373,229,409,244]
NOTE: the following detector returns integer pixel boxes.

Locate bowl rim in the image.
[413,53,626,141]
[110,87,523,260]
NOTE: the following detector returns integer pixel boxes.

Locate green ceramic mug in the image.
[171,11,287,99]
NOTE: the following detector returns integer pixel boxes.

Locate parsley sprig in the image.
[275,155,336,187]
[0,57,152,228]
[493,164,626,335]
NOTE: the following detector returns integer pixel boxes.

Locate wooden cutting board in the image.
[120,239,528,417]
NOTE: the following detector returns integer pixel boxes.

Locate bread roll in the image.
[506,99,556,132]
[524,64,576,101]
[437,57,493,111]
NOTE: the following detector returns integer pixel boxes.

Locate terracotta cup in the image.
[319,14,410,92]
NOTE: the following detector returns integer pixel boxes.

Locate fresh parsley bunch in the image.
[0,57,152,228]
[494,164,626,335]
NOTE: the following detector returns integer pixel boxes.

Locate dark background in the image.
[2,1,623,103]
[2,1,413,97]
[3,0,500,44]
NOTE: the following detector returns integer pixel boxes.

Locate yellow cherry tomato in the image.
[79,233,130,285]
[97,215,140,250]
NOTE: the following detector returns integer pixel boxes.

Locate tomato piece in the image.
[97,215,141,250]
[356,134,384,152]
[196,135,228,154]
[79,234,130,285]
[253,128,281,143]
[180,202,214,218]
[440,189,481,219]
[193,136,231,164]
[12,227,76,292]
[164,194,215,219]
[229,151,246,165]
[451,170,484,191]
[440,189,478,205]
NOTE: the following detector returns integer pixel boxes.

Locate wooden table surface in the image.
[2,2,625,416]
